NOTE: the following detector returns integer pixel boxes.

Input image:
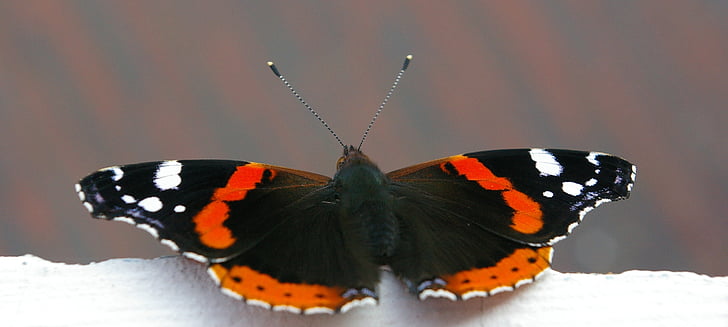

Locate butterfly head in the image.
[337,145,375,171]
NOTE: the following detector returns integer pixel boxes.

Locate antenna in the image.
[357,54,413,150]
[267,61,346,149]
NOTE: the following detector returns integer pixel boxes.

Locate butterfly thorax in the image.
[334,146,398,263]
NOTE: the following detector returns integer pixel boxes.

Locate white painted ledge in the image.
[1,255,726,327]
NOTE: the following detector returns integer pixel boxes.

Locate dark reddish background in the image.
[0,1,725,275]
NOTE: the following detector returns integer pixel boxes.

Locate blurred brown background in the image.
[0,1,725,276]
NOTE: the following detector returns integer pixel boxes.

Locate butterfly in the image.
[76,55,636,314]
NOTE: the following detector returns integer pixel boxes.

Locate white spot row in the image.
[529,148,563,176]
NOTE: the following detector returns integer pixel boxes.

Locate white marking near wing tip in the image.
[113,216,135,225]
[83,202,94,213]
[585,178,598,186]
[160,239,179,252]
[461,290,488,300]
[548,235,567,244]
[115,185,121,191]
[272,305,302,314]
[579,206,595,220]
[183,252,208,263]
[561,181,584,196]
[77,190,86,201]
[419,288,457,301]
[174,205,186,213]
[567,221,580,233]
[586,152,601,165]
[304,307,335,315]
[138,196,163,212]
[529,148,563,176]
[154,160,183,190]
[136,223,159,238]
[103,166,124,181]
[340,297,377,313]
[121,194,137,204]
[595,198,612,207]
[74,183,81,192]
[542,190,554,198]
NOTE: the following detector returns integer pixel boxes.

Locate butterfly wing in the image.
[386,148,636,299]
[76,160,378,313]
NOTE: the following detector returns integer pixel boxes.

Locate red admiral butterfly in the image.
[76,55,636,314]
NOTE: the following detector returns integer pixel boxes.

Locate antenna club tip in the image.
[267,61,282,77]
[402,54,413,71]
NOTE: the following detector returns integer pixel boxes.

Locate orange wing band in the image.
[445,156,544,234]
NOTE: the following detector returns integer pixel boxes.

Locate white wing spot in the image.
[489,285,514,296]
[103,166,124,181]
[586,152,601,165]
[83,202,94,213]
[418,288,457,301]
[113,216,135,224]
[562,182,584,196]
[529,148,563,176]
[273,305,302,314]
[542,191,554,198]
[121,194,137,204]
[461,290,488,300]
[137,224,159,238]
[221,288,244,300]
[183,252,208,263]
[160,239,179,252]
[341,297,377,313]
[154,161,183,190]
[585,178,598,186]
[245,298,270,308]
[138,196,163,212]
[174,205,186,213]
[304,307,335,315]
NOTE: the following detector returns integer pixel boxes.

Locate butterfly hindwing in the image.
[77,159,381,313]
[386,148,635,299]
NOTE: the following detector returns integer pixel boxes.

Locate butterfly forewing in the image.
[77,160,332,259]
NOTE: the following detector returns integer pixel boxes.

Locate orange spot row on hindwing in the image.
[444,156,544,234]
[193,163,274,249]
[209,264,351,311]
[441,247,553,295]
